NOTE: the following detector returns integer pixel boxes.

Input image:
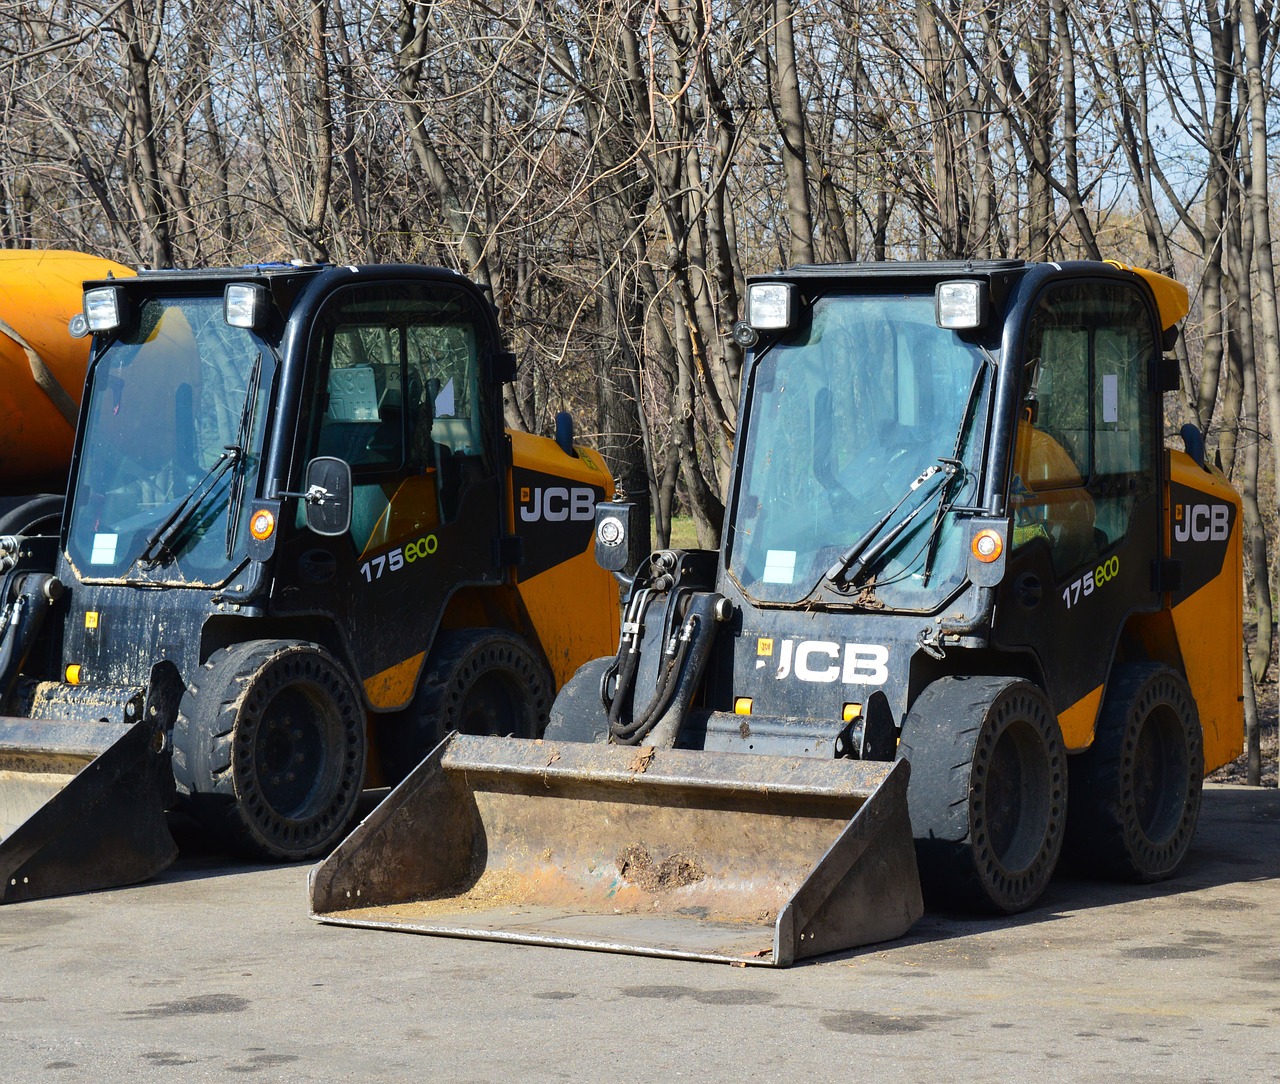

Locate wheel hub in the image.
[1131,705,1187,843]
[256,688,328,818]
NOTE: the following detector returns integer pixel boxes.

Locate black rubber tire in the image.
[378,629,553,786]
[899,675,1067,914]
[544,656,614,744]
[172,640,367,861]
[1064,663,1203,882]
[0,494,63,536]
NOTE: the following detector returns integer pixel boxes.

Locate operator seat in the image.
[1010,421,1097,571]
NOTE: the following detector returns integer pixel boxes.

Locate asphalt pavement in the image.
[3,783,1278,1082]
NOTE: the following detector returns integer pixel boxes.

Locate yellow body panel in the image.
[1104,261,1190,330]
[507,430,620,687]
[1058,685,1104,752]
[1166,450,1244,773]
[363,650,427,710]
[0,250,134,485]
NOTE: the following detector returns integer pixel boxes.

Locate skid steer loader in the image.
[311,259,1242,966]
[0,263,619,903]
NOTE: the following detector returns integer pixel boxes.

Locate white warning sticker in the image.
[90,533,118,565]
[762,549,796,584]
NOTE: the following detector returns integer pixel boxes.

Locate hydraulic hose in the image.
[609,588,696,746]
[0,573,61,705]
[609,612,696,745]
[602,588,654,730]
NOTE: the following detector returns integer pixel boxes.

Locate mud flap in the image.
[309,733,922,966]
[0,719,177,903]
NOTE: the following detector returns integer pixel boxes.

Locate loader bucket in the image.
[0,718,177,903]
[310,733,922,967]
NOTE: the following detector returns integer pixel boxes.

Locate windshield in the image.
[726,291,989,610]
[66,295,275,584]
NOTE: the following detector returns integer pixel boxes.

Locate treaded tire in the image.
[172,640,367,861]
[899,675,1066,914]
[378,629,553,786]
[1064,663,1203,882]
[544,656,614,745]
[0,494,63,536]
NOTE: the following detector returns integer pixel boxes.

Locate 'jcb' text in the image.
[1173,503,1229,543]
[773,639,890,685]
[519,487,596,522]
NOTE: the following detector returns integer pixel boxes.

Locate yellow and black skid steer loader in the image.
[0,262,619,902]
[311,259,1242,966]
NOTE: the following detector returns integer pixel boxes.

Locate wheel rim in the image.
[1130,702,1188,845]
[980,717,1051,875]
[255,683,342,820]
[459,671,525,736]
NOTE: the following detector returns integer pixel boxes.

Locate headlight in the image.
[747,282,795,331]
[83,286,127,333]
[224,283,270,330]
[935,281,988,330]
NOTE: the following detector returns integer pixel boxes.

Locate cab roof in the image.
[752,258,1190,330]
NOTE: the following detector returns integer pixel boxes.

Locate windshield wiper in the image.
[824,349,993,592]
[224,352,264,559]
[139,352,264,569]
[824,461,957,588]
[138,449,240,567]
[920,349,994,586]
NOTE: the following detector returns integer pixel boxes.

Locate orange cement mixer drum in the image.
[0,250,134,487]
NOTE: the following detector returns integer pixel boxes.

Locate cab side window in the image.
[311,283,490,551]
[318,324,408,469]
[1013,282,1154,574]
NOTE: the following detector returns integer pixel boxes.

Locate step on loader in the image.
[311,260,1243,966]
[0,263,618,902]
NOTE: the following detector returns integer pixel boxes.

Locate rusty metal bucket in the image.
[309,733,922,966]
[0,718,177,903]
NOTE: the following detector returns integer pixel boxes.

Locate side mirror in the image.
[594,500,640,573]
[301,457,352,537]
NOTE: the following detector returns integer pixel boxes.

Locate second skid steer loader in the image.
[311,259,1242,966]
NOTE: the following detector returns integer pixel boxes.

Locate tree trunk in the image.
[1241,0,1280,673]
[771,0,813,264]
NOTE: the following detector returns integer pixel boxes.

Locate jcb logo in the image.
[519,486,596,522]
[1173,503,1229,543]
[763,639,890,685]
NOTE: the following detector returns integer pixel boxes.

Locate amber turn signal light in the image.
[250,509,276,541]
[971,528,1003,563]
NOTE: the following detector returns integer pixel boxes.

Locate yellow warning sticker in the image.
[84,612,99,630]
[757,637,773,657]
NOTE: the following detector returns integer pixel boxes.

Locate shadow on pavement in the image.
[155,788,392,886]
[809,783,1280,965]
